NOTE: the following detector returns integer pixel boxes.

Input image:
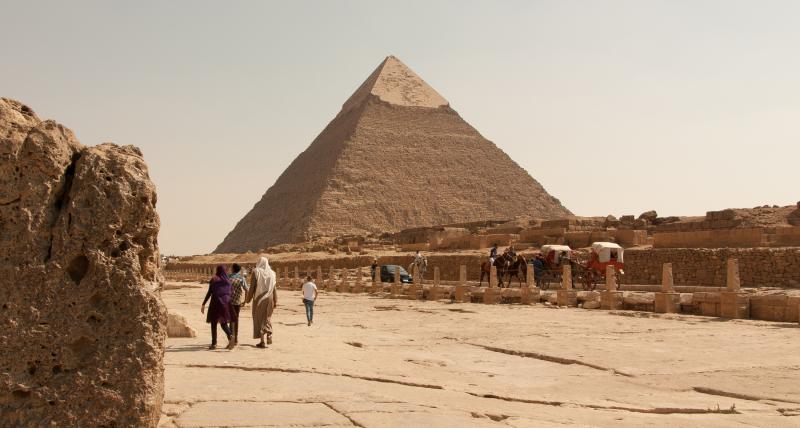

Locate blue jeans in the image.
[303,299,314,323]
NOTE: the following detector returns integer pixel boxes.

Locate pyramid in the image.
[215,56,571,253]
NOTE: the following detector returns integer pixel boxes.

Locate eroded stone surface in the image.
[0,98,166,427]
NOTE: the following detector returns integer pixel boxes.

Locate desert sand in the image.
[159,281,800,427]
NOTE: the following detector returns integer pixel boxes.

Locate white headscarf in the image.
[254,256,276,302]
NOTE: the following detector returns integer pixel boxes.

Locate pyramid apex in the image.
[341,56,448,112]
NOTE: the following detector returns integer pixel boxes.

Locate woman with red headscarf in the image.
[201,265,236,349]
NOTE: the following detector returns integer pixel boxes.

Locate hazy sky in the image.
[2,1,798,255]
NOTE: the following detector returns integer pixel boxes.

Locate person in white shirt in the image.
[301,276,318,326]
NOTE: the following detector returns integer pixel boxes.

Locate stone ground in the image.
[159,281,800,427]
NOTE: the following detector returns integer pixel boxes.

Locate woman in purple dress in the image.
[201,265,237,349]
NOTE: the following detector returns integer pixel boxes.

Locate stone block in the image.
[654,292,680,313]
[720,292,749,319]
[454,285,469,303]
[750,302,787,322]
[520,286,539,305]
[788,297,800,323]
[557,290,578,307]
[490,266,498,288]
[407,284,423,300]
[390,283,402,298]
[600,291,623,310]
[167,312,197,338]
[583,300,600,309]
[483,287,500,304]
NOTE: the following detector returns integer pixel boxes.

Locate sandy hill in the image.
[215,56,570,253]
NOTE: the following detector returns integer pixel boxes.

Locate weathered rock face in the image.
[215,56,571,253]
[0,98,166,427]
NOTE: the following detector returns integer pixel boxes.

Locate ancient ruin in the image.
[215,56,570,253]
[0,98,166,427]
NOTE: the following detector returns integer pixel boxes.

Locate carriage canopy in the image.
[591,242,623,263]
[541,244,572,264]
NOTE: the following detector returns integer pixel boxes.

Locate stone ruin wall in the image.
[169,247,800,290]
[653,227,800,248]
[624,247,800,288]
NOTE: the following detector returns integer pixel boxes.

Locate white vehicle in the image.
[541,244,572,265]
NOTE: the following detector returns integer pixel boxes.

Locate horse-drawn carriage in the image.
[532,244,573,290]
[581,242,624,290]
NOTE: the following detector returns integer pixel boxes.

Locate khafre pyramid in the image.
[215,56,571,253]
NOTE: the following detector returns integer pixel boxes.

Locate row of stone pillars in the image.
[273,263,543,305]
[653,258,748,318]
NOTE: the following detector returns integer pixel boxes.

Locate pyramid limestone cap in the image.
[341,56,448,113]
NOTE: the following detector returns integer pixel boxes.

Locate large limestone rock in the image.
[215,56,571,252]
[0,98,166,427]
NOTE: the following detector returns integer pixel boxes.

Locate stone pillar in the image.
[605,265,617,291]
[293,266,300,290]
[429,266,442,301]
[721,258,749,319]
[484,265,499,304]
[353,267,363,293]
[521,263,538,304]
[338,268,349,293]
[557,264,577,306]
[526,263,534,288]
[654,262,680,313]
[372,265,381,293]
[600,265,623,310]
[661,263,674,292]
[327,265,335,290]
[409,265,422,299]
[391,266,401,298]
[455,265,469,303]
[317,266,323,289]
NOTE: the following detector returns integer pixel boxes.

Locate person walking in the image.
[201,265,236,350]
[228,263,249,347]
[301,275,318,326]
[245,257,277,348]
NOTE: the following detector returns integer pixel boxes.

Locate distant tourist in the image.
[228,263,249,347]
[201,265,236,350]
[370,258,379,278]
[301,275,318,326]
[489,243,498,263]
[245,257,277,348]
